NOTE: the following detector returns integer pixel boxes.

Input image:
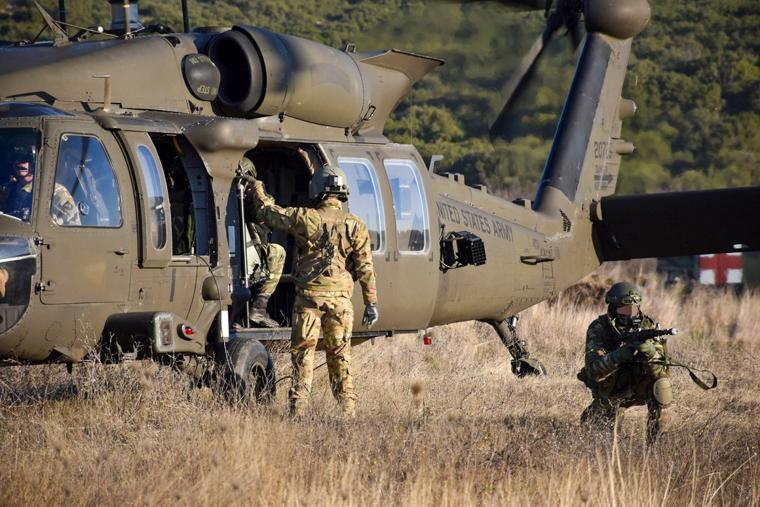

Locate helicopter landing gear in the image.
[215,337,276,405]
[486,316,546,377]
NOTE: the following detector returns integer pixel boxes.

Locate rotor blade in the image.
[494,0,549,10]
[569,13,585,48]
[489,25,555,140]
[432,0,548,11]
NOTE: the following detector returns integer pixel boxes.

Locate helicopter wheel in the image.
[217,337,276,405]
[511,356,547,377]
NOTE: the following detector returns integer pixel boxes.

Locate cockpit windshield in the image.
[0,128,41,223]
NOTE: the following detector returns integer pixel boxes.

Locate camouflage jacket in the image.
[584,313,667,383]
[51,183,80,226]
[251,182,377,305]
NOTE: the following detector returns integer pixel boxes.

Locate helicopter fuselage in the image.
[0,17,640,364]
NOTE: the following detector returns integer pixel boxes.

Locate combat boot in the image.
[338,398,356,420]
[248,294,278,328]
[289,398,308,420]
[646,403,669,445]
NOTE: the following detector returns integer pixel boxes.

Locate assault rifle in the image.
[620,327,678,347]
[623,327,719,390]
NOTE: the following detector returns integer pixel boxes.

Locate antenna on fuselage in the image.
[181,0,191,32]
[32,0,69,46]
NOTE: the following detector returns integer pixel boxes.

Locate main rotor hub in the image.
[584,0,651,39]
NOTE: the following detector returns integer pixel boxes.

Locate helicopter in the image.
[0,0,758,402]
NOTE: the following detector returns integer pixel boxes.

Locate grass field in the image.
[1,268,759,506]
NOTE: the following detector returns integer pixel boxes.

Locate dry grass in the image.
[1,265,759,506]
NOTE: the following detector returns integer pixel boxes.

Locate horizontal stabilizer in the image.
[358,49,444,83]
[593,186,760,261]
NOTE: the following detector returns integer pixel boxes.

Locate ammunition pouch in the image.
[293,231,334,285]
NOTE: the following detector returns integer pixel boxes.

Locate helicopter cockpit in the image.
[0,128,41,224]
[0,107,48,336]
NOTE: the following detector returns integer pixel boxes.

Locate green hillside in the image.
[2,0,758,198]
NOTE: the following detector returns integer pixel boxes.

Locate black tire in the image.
[217,338,276,405]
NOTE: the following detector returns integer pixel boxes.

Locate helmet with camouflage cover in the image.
[309,163,349,202]
[605,281,642,306]
[238,156,256,178]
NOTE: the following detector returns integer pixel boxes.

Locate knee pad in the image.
[652,377,673,407]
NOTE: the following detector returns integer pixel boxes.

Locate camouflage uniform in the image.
[580,313,672,444]
[50,183,81,226]
[251,181,377,417]
[0,267,8,298]
[244,222,285,298]
[242,185,285,327]
[166,159,194,254]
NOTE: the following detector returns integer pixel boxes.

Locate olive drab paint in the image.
[0,0,758,375]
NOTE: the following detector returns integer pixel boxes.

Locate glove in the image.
[237,170,257,184]
[608,345,635,365]
[362,304,379,327]
[636,339,658,360]
[253,180,266,198]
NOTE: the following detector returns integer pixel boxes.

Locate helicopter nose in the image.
[0,236,35,336]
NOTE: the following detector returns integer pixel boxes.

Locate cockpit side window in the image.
[52,134,122,227]
[136,145,168,250]
[0,128,41,223]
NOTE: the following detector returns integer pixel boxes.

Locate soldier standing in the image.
[579,282,673,444]
[249,163,378,418]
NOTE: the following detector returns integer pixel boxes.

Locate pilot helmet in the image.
[309,163,349,202]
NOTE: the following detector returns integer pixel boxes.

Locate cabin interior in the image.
[151,135,310,330]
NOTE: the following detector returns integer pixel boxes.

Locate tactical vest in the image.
[294,204,355,293]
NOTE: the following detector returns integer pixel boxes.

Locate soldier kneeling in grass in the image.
[577,282,673,445]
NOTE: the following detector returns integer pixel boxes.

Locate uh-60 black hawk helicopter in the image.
[0,0,758,402]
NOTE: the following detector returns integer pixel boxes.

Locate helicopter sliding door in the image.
[323,143,438,331]
[378,151,437,330]
[126,132,214,323]
[36,120,135,304]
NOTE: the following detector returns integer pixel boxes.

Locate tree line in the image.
[3,0,758,198]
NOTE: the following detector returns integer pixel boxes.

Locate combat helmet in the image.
[605,281,642,306]
[309,163,349,202]
[238,156,256,178]
[12,145,36,174]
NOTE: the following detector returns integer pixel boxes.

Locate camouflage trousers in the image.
[246,242,285,297]
[581,362,673,445]
[259,243,285,297]
[289,292,355,417]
